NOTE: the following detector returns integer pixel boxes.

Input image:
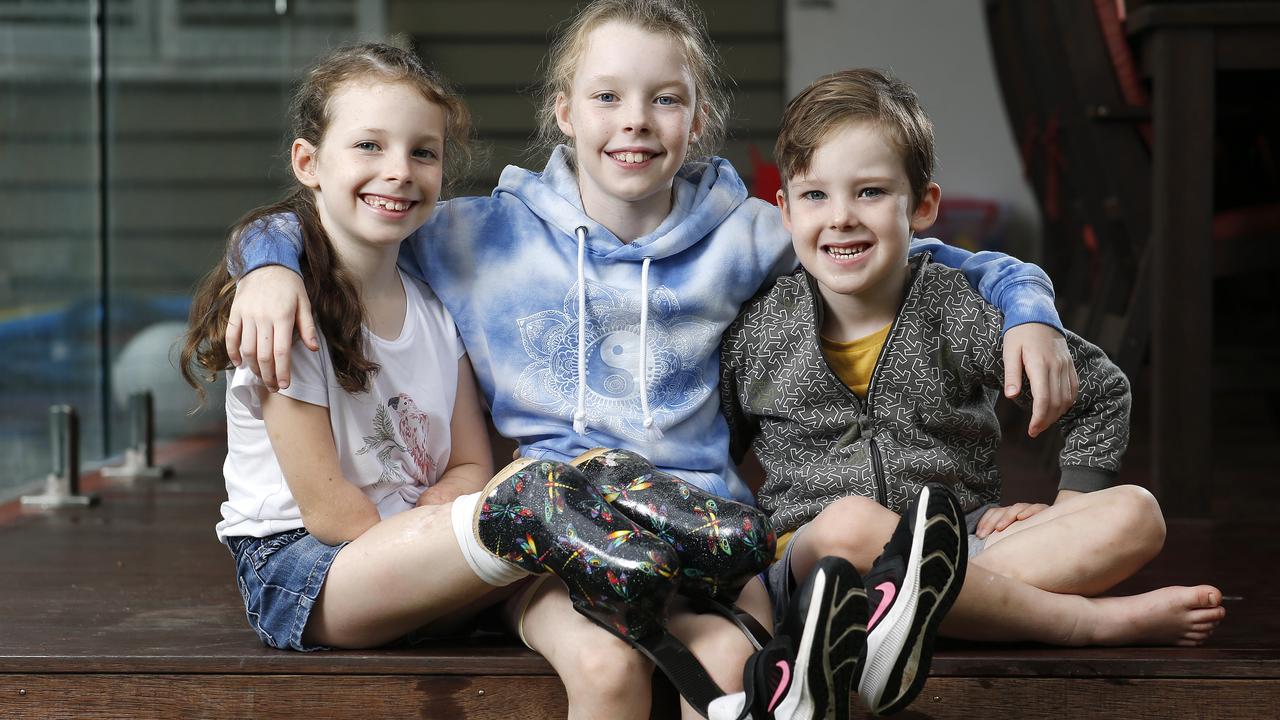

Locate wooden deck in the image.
[2,410,1278,719]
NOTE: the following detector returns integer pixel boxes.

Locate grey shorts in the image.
[764,502,996,623]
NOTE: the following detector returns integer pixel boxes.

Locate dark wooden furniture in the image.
[1125,2,1280,516]
[987,0,1280,517]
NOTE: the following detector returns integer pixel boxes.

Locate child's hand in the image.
[975,502,1048,539]
[226,266,317,392]
[1002,323,1079,437]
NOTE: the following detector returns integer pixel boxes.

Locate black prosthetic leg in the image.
[475,458,731,716]
[573,448,777,649]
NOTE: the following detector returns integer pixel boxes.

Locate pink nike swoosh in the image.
[868,581,897,629]
[767,660,792,711]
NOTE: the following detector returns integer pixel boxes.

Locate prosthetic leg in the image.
[573,448,777,649]
[475,457,728,715]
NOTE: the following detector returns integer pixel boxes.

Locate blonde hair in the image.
[775,68,936,207]
[533,0,730,161]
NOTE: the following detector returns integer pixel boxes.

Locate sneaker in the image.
[736,555,868,720]
[857,483,967,715]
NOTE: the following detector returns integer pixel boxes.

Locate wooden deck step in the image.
[1,438,1277,719]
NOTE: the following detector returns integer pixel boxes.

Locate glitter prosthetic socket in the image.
[573,448,777,647]
[475,457,681,640]
[475,458,729,716]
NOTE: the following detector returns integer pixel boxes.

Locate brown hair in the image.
[775,68,935,207]
[532,0,730,161]
[181,42,472,402]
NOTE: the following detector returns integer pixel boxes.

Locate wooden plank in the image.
[1147,29,1215,517]
[0,674,569,720]
[2,675,1278,719]
[907,678,1280,719]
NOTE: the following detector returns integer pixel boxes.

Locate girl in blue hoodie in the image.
[223,2,1078,717]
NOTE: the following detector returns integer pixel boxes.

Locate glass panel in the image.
[0,0,104,497]
[103,0,387,452]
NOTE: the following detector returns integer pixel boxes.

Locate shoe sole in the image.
[769,557,868,720]
[859,486,966,715]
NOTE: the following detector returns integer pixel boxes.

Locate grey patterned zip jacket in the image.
[719,254,1131,534]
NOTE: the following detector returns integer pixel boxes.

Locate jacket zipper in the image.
[805,255,928,508]
[861,253,929,507]
[869,438,888,506]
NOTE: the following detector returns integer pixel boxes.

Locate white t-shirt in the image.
[216,272,465,542]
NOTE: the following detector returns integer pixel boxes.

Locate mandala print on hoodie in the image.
[514,279,718,442]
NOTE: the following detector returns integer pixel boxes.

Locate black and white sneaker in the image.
[712,555,867,720]
[857,483,967,716]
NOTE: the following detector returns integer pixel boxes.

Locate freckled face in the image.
[293,81,445,251]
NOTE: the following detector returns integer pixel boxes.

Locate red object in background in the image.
[748,144,782,204]
[932,197,1006,252]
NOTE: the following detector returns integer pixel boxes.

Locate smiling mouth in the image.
[362,194,416,212]
[608,150,658,164]
[825,242,872,259]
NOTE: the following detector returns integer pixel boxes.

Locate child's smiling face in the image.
[554,20,702,221]
[292,80,445,252]
[778,120,940,310]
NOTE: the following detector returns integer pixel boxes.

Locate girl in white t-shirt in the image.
[180,43,534,650]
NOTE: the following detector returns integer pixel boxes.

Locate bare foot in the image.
[1080,585,1226,646]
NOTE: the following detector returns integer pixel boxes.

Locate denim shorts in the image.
[225,528,347,652]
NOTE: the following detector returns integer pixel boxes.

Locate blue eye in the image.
[413,148,439,160]
[859,187,885,199]
[655,95,677,106]
[801,190,826,201]
[356,141,379,152]
[597,93,616,103]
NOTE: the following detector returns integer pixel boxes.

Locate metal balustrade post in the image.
[103,390,173,480]
[21,405,99,508]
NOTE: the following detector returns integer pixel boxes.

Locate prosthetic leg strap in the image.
[632,630,727,718]
[689,596,773,651]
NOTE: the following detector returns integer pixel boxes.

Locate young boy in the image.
[720,69,1226,713]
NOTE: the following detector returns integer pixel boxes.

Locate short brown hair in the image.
[775,69,935,207]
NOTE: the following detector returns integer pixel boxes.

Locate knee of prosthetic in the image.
[572,448,777,607]
[475,458,681,642]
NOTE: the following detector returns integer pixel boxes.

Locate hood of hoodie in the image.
[413,144,794,504]
[495,144,748,261]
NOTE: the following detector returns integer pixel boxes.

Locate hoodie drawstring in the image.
[573,226,589,435]
[639,257,663,441]
[571,225,661,442]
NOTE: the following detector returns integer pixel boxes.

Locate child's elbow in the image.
[301,506,379,546]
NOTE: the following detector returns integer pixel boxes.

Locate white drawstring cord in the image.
[573,226,588,436]
[639,257,663,441]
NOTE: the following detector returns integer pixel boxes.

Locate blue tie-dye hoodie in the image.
[241,145,1062,504]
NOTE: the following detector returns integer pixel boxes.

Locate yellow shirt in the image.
[820,322,892,397]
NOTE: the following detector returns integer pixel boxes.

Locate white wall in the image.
[784,0,1042,259]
